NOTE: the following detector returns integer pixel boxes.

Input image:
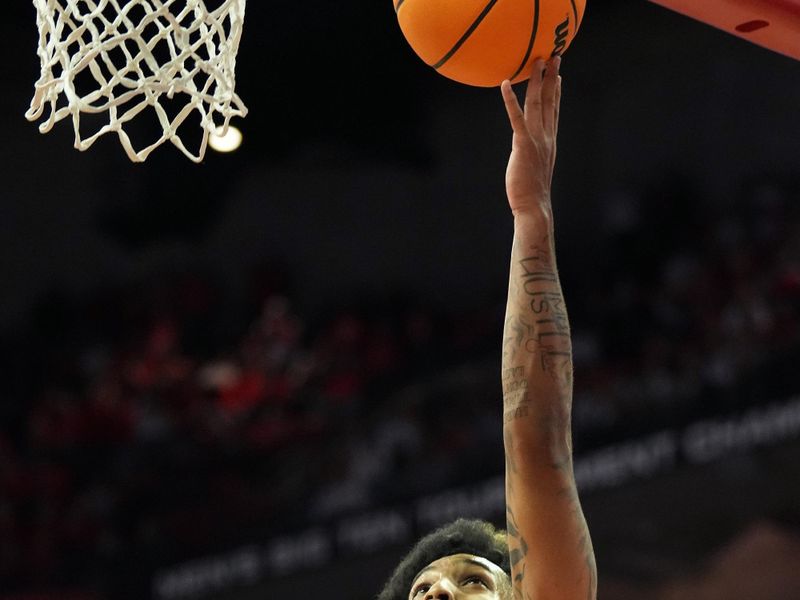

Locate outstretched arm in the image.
[500,57,597,600]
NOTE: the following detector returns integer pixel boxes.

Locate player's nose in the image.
[425,578,456,600]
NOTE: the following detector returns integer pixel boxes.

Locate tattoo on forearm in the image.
[537,345,573,387]
[502,238,575,458]
[504,402,530,424]
[519,244,557,286]
[505,243,569,343]
[502,366,532,424]
[559,485,598,599]
[503,315,532,362]
[502,367,528,397]
[507,238,572,378]
[506,504,531,600]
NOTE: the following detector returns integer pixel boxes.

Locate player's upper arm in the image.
[504,415,597,600]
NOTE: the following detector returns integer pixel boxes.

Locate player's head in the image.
[377,519,512,600]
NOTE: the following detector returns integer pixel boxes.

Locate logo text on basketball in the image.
[551,17,570,57]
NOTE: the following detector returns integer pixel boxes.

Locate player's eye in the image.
[413,583,430,596]
[463,575,488,587]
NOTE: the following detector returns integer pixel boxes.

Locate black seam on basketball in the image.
[509,0,540,81]
[569,0,580,29]
[395,0,405,13]
[432,0,501,70]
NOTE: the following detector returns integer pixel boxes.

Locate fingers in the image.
[541,56,561,135]
[523,59,547,137]
[553,75,562,137]
[501,56,562,139]
[501,79,526,135]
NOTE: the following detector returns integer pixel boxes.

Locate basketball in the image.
[394,0,586,87]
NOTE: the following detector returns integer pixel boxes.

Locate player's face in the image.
[407,553,509,600]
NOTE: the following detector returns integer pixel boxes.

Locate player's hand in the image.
[500,56,561,219]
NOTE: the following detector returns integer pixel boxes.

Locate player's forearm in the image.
[502,211,597,600]
[501,210,573,471]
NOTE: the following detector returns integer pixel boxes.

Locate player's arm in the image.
[500,57,597,600]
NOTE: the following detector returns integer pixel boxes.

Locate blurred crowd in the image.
[575,179,800,433]
[0,178,798,594]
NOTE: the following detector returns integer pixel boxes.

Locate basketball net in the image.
[26,0,249,163]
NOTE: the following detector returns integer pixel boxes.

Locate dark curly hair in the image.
[377,519,511,600]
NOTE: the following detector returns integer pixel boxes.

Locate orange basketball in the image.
[393,0,586,87]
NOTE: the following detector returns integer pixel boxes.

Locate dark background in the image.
[1,1,800,599]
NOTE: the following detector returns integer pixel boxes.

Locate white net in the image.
[26,0,248,163]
